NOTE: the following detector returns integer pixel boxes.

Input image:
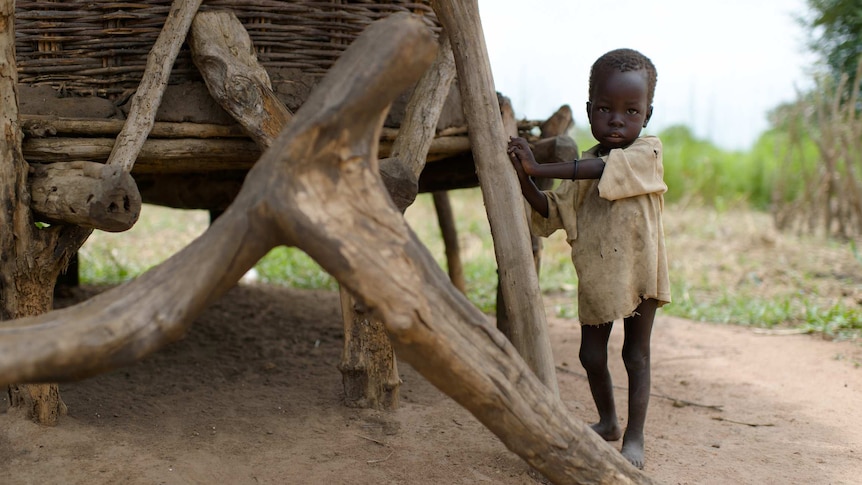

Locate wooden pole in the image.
[432,0,558,396]
[107,0,203,173]
[1,0,90,425]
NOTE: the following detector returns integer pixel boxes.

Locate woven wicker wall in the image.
[14,1,439,98]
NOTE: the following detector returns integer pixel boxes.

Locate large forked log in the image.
[335,32,457,409]
[431,0,558,395]
[192,9,398,408]
[0,13,652,484]
[186,10,450,409]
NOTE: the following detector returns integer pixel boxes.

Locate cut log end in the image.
[29,161,142,232]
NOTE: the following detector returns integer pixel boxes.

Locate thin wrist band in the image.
[573,160,579,179]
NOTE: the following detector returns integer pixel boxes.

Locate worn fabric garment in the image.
[530,135,671,325]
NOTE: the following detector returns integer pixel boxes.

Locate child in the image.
[506,48,670,470]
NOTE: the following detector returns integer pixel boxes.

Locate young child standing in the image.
[507,48,670,470]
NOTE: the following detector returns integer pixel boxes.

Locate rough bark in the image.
[0,11,655,483]
[338,287,401,409]
[432,0,558,396]
[21,116,246,139]
[1,0,90,425]
[495,94,519,337]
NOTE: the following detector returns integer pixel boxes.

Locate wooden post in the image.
[1,0,90,425]
[432,191,466,292]
[497,104,575,334]
[432,0,558,396]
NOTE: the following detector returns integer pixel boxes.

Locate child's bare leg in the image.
[620,298,657,469]
[579,322,621,441]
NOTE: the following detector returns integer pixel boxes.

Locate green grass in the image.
[664,280,862,339]
[255,247,338,290]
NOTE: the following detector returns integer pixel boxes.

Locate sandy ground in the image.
[1,283,860,485]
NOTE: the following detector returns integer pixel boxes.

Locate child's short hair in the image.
[589,48,657,105]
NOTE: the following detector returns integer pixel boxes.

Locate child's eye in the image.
[627,108,639,115]
[598,107,610,113]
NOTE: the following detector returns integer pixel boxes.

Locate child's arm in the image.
[506,137,549,217]
[508,136,605,181]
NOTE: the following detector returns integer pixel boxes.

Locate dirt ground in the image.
[1,279,860,484]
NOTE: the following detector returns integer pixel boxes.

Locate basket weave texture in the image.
[15,0,439,98]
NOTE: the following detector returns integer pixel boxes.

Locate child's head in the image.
[587,48,657,151]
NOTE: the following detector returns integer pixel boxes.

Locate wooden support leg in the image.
[433,0,559,393]
[338,288,401,409]
[496,102,575,336]
[7,383,67,425]
[432,191,466,293]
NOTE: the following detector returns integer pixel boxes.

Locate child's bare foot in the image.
[589,421,622,441]
[620,433,645,470]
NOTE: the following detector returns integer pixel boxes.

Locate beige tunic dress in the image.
[530,135,671,325]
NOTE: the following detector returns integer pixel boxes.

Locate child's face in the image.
[587,68,653,152]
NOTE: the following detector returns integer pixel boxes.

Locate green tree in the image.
[802,0,862,87]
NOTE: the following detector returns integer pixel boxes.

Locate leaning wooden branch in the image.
[432,0,558,395]
[379,33,456,210]
[0,13,652,484]
[188,10,293,148]
[108,0,203,172]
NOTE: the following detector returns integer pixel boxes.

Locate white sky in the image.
[477,0,816,151]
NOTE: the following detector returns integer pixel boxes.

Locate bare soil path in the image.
[1,283,859,484]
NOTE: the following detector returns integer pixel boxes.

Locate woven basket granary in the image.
[14,0,440,99]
